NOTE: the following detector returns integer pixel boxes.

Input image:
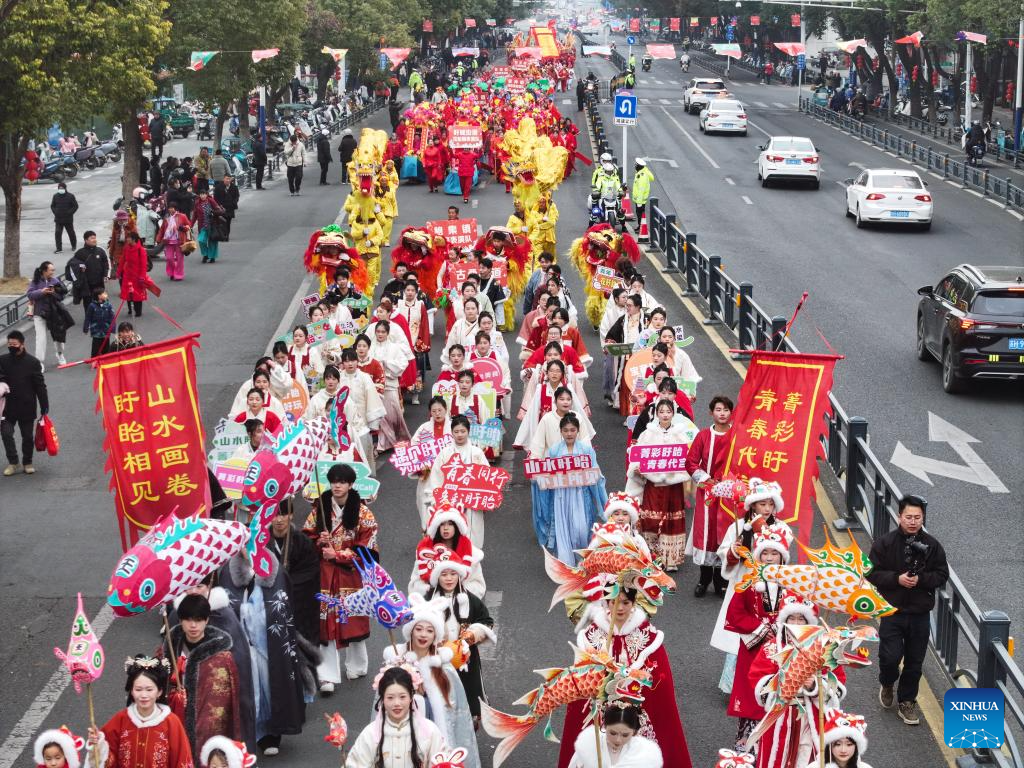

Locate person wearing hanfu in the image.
[270,342,308,400]
[684,395,734,598]
[353,334,386,449]
[556,590,693,768]
[287,325,324,391]
[373,300,417,395]
[541,413,607,564]
[605,294,648,416]
[304,463,379,691]
[477,311,509,365]
[522,323,588,378]
[467,330,511,406]
[425,415,489,546]
[230,364,290,420]
[599,288,628,406]
[393,280,431,403]
[369,319,412,451]
[516,290,551,349]
[410,396,452,528]
[382,594,482,768]
[87,656,192,768]
[725,522,794,751]
[527,386,595,546]
[233,388,283,437]
[711,479,791,697]
[441,296,480,365]
[435,343,470,384]
[624,400,691,572]
[322,353,385,467]
[654,325,702,386]
[514,357,587,450]
[569,705,664,768]
[411,503,486,598]
[630,375,690,444]
[423,554,496,725]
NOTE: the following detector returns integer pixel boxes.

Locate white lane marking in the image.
[725,177,736,186]
[640,98,652,104]
[773,102,789,109]
[660,106,720,169]
[1009,209,1024,221]
[754,101,769,108]
[478,590,503,660]
[561,99,571,105]
[659,98,671,105]
[646,157,680,168]
[654,79,665,85]
[0,605,115,768]
[848,161,868,171]
[745,118,771,138]
[741,195,754,205]
[677,99,686,106]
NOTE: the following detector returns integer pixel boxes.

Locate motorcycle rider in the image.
[965,120,986,163]
[590,161,625,222]
[591,153,616,188]
[680,52,690,71]
[849,88,868,118]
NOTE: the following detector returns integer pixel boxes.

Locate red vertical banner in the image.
[791,14,802,26]
[689,17,700,27]
[669,17,680,31]
[94,334,210,550]
[465,18,476,28]
[710,16,719,25]
[720,351,840,554]
[750,15,760,26]
[629,18,640,32]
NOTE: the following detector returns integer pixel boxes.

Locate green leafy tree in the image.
[0,0,168,279]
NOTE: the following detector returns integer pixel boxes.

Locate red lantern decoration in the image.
[1006,82,1016,103]
[856,54,864,69]
[911,65,919,82]
[931,70,938,87]
[970,74,977,93]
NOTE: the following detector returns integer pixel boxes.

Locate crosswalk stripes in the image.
[659,98,671,105]
[653,79,664,84]
[640,97,652,104]
[561,99,571,105]
[753,101,769,109]
[773,102,790,109]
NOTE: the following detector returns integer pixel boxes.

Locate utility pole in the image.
[797,1,805,108]
[964,40,973,127]
[1015,6,1023,149]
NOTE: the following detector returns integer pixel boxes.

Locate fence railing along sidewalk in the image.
[0,98,388,333]
[585,93,1024,767]
[800,99,1024,212]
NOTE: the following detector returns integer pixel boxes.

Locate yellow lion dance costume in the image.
[570,223,641,329]
[344,128,391,292]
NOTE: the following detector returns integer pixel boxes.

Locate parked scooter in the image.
[641,54,653,72]
[196,113,214,141]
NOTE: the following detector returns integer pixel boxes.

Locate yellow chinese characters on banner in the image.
[94,334,209,550]
[722,350,840,551]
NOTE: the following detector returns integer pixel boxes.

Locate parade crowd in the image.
[7,33,951,768]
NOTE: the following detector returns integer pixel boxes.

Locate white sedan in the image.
[699,99,748,135]
[844,169,933,230]
[757,136,821,188]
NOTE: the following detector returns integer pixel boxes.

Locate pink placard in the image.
[627,443,689,472]
[471,357,504,390]
[389,435,454,476]
[431,454,510,510]
[523,453,593,477]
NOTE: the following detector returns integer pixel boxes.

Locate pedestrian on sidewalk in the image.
[26,260,71,367]
[191,187,225,264]
[208,148,230,181]
[213,174,239,239]
[284,134,306,196]
[867,496,949,726]
[50,182,78,254]
[763,60,774,85]
[158,201,191,281]
[316,128,333,185]
[84,288,115,357]
[194,146,211,186]
[117,231,149,318]
[1,329,49,477]
[252,133,268,189]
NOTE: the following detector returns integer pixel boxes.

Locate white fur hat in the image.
[426,502,470,539]
[401,593,449,643]
[200,736,256,768]
[603,491,641,525]
[776,593,818,627]
[418,544,472,586]
[744,476,784,514]
[752,522,792,564]
[823,708,868,755]
[34,726,83,768]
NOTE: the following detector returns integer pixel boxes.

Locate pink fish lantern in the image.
[324,712,348,749]
[53,593,105,692]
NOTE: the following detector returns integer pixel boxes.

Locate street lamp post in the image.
[797,1,805,107]
[1015,7,1023,149]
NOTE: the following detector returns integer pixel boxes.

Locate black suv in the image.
[916,264,1024,392]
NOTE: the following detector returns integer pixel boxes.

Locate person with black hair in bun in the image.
[345,666,445,768]
[569,704,664,768]
[86,656,193,768]
[304,462,379,692]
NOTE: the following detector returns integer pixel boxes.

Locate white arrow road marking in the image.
[645,157,679,168]
[889,412,1009,492]
[848,161,868,171]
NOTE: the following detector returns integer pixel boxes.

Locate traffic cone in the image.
[637,208,650,241]
[621,191,634,220]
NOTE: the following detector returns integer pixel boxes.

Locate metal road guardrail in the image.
[870,109,1020,168]
[583,94,1024,767]
[0,98,388,333]
[800,98,1024,212]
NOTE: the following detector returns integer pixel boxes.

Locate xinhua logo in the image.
[944,688,1004,749]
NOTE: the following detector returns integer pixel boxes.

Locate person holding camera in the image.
[866,495,949,726]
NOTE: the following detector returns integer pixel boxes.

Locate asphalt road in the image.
[0,103,947,767]
[587,41,1024,635]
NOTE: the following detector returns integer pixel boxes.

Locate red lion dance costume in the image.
[473,226,531,330]
[303,224,368,295]
[570,223,641,329]
[389,226,445,299]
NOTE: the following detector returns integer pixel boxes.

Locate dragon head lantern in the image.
[570,223,642,327]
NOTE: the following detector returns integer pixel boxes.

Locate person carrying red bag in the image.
[1,329,49,476]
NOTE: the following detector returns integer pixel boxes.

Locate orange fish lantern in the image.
[734,530,896,620]
[324,712,348,749]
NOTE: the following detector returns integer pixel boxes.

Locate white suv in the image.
[683,78,729,114]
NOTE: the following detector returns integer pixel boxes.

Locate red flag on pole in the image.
[669,17,680,31]
[719,350,841,556]
[94,334,210,550]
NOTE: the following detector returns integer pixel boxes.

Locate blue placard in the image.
[726,26,735,41]
[797,53,806,71]
[944,688,1004,749]
[626,35,637,45]
[614,93,637,120]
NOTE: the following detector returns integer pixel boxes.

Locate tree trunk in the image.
[121,107,143,204]
[215,108,228,146]
[237,91,251,140]
[0,134,28,279]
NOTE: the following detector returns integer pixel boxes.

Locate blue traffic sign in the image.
[614,92,638,125]
[796,53,806,71]
[725,26,735,41]
[626,35,637,45]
